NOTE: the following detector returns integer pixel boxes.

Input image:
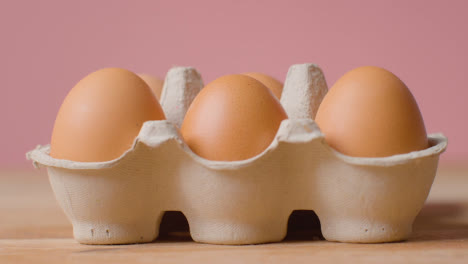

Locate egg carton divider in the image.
[26,64,447,245]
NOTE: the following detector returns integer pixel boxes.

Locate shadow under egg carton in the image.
[26,64,447,245]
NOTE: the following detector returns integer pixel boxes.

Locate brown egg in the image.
[243,72,283,99]
[138,73,164,100]
[315,66,428,157]
[50,68,166,162]
[180,74,288,161]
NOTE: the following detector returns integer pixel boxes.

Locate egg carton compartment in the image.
[27,64,447,245]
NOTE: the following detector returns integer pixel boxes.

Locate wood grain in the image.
[1,165,467,263]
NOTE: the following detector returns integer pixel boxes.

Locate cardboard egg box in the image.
[27,63,447,245]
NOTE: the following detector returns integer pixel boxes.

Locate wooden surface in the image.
[1,165,467,263]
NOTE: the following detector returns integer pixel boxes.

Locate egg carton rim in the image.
[26,118,447,171]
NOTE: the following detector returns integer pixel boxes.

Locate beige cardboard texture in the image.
[27,64,447,245]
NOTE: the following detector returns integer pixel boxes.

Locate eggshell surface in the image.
[138,73,164,100]
[315,66,428,157]
[50,68,166,162]
[243,72,283,99]
[180,74,288,161]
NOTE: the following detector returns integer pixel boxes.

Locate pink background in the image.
[1,0,467,167]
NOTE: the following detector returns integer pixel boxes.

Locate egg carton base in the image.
[321,218,412,243]
[72,221,160,245]
[68,211,413,245]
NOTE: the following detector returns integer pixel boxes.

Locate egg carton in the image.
[26,64,447,245]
